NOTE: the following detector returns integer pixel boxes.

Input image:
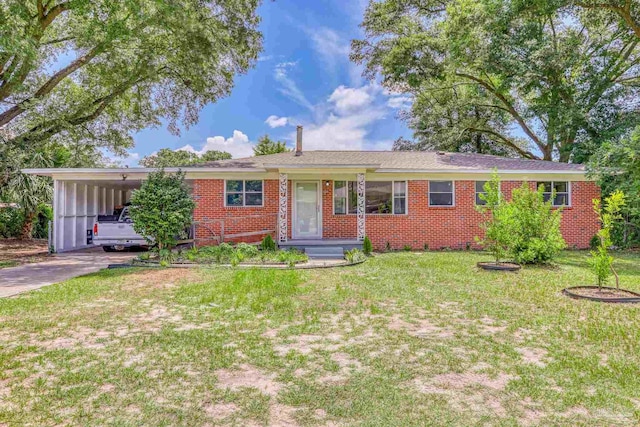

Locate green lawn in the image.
[1,251,640,426]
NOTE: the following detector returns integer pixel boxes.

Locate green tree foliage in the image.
[589,190,626,289]
[589,127,640,247]
[352,0,640,161]
[509,184,567,264]
[0,140,97,239]
[260,234,276,251]
[140,149,231,168]
[129,170,195,254]
[252,135,289,156]
[0,0,262,187]
[475,172,515,264]
[362,236,373,255]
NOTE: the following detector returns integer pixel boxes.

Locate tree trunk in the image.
[20,210,36,240]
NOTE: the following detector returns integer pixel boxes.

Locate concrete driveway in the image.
[0,248,138,298]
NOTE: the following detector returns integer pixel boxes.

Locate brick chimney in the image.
[295,125,303,156]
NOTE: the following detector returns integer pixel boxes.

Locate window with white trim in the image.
[537,181,570,206]
[475,181,488,206]
[429,181,454,206]
[333,181,407,215]
[225,180,263,206]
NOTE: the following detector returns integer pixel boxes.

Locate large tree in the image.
[352,0,640,161]
[0,0,262,186]
[140,148,231,168]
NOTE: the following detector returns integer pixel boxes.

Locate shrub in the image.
[32,204,52,239]
[345,248,366,263]
[261,234,276,251]
[158,248,175,263]
[589,234,601,250]
[139,252,151,261]
[509,183,566,264]
[0,207,24,238]
[236,242,259,258]
[423,243,429,251]
[385,241,391,252]
[129,170,195,252]
[403,245,412,251]
[589,190,625,289]
[362,236,373,255]
[475,172,516,264]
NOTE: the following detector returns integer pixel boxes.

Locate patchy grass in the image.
[1,251,640,426]
[0,260,19,269]
[0,238,49,267]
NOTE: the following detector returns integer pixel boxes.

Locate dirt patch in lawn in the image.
[387,315,455,339]
[122,268,197,291]
[204,402,239,420]
[273,334,343,356]
[0,238,49,265]
[516,347,549,367]
[37,327,114,350]
[414,371,517,418]
[215,364,283,397]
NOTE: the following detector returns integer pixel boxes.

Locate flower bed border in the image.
[477,261,521,272]
[126,258,366,270]
[562,286,640,304]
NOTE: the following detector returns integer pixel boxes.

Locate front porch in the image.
[279,239,363,259]
[279,238,363,251]
[277,172,366,245]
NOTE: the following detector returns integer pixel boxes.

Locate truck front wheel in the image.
[103,246,116,252]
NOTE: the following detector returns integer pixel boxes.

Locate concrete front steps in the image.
[279,239,363,260]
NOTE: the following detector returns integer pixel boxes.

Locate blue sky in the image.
[120,0,413,166]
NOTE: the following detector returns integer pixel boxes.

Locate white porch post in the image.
[357,173,365,241]
[278,173,288,242]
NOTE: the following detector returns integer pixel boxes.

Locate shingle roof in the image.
[197,151,585,172]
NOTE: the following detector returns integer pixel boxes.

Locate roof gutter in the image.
[375,168,586,174]
[21,167,268,176]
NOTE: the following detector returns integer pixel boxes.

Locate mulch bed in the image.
[477,261,521,272]
[563,286,640,303]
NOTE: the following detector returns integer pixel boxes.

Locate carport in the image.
[22,168,151,253]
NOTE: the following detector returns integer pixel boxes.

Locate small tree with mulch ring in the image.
[590,190,625,290]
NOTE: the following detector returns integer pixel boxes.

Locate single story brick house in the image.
[25,129,599,253]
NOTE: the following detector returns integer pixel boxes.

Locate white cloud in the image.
[387,95,413,109]
[177,130,254,159]
[265,115,289,128]
[258,55,273,62]
[274,62,314,110]
[327,85,375,114]
[306,27,363,86]
[292,83,391,151]
[308,27,350,72]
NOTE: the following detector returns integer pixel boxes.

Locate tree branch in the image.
[575,1,640,39]
[455,71,547,154]
[465,127,541,160]
[0,46,102,127]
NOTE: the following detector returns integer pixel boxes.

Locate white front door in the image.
[293,181,321,239]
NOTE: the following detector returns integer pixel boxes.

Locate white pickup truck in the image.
[93,206,147,252]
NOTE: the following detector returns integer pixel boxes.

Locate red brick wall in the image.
[192,179,279,245]
[193,179,600,250]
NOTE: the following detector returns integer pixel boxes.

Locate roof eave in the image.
[375,168,586,174]
[21,167,268,176]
